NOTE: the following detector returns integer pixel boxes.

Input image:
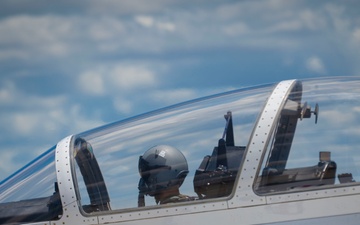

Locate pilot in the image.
[138,145,193,205]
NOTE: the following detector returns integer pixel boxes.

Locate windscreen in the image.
[0,146,57,203]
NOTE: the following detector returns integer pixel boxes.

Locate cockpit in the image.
[1,77,360,224]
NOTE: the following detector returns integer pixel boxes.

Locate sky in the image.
[1,0,360,181]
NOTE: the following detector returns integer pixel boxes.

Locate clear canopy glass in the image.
[255,77,360,194]
[0,146,57,203]
[1,77,360,222]
[73,83,274,210]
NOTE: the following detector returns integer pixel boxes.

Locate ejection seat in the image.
[193,111,245,199]
[259,151,337,192]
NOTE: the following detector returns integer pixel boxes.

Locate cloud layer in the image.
[0,0,360,180]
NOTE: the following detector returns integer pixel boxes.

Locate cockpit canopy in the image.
[1,77,360,224]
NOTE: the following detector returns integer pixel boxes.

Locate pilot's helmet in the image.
[138,145,189,196]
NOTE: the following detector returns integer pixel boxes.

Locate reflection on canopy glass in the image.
[255,78,360,194]
[73,84,273,210]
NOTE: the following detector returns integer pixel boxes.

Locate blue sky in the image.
[1,0,360,181]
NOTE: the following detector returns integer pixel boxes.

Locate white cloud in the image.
[0,148,24,180]
[78,71,105,96]
[135,15,154,28]
[89,17,125,41]
[266,21,303,33]
[113,97,134,114]
[109,65,157,91]
[0,15,72,59]
[260,9,327,34]
[87,0,174,15]
[3,95,67,137]
[305,56,326,74]
[324,4,350,32]
[0,81,16,104]
[150,89,197,105]
[0,95,105,181]
[223,22,249,36]
[68,104,104,132]
[12,113,41,136]
[78,64,161,92]
[0,1,357,65]
[156,21,175,32]
[353,28,360,44]
[0,80,100,141]
[135,15,175,32]
[298,9,327,31]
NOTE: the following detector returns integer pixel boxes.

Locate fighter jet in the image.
[1,77,360,224]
